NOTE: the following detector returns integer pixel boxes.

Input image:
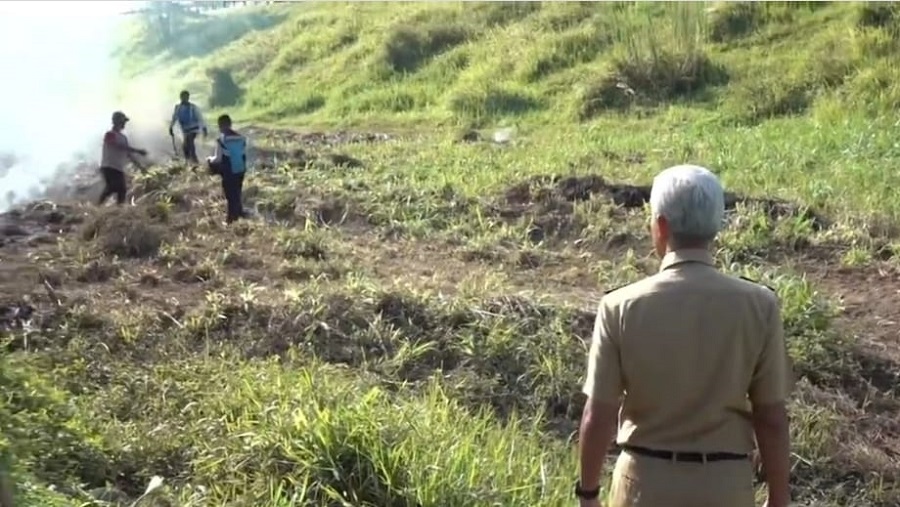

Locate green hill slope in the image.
[128,1,900,127]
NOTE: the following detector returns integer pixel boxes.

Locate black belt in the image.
[620,444,749,463]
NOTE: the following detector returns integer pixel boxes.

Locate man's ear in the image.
[656,214,670,239]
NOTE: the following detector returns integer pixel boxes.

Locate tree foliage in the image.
[126,1,272,48]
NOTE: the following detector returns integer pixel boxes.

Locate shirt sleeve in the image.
[748,299,794,405]
[582,298,624,403]
[210,137,223,163]
[170,105,179,127]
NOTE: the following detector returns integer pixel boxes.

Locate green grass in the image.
[2,1,900,506]
[145,2,900,127]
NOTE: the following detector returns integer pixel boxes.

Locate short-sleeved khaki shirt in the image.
[582,249,793,454]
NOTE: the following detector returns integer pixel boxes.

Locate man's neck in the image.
[664,244,710,256]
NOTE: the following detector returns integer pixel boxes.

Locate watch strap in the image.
[575,480,600,499]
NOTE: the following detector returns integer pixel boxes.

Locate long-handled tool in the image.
[170,133,179,159]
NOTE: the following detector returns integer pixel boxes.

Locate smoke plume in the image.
[0,1,175,211]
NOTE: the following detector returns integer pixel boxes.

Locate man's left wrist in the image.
[575,480,600,499]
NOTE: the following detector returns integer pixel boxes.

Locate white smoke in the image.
[0,1,169,211]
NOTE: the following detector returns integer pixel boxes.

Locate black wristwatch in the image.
[575,480,600,499]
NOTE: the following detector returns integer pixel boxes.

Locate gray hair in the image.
[649,164,725,244]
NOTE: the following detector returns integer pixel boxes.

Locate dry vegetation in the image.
[3,2,900,506]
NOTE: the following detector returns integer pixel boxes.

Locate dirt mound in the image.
[81,206,167,259]
[497,173,829,233]
[251,146,313,170]
[0,201,85,249]
[251,146,365,171]
[297,131,392,146]
[600,149,646,165]
[243,127,392,147]
[503,174,649,209]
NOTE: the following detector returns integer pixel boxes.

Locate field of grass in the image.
[2,1,900,506]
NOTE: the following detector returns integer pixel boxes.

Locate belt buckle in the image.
[672,451,707,464]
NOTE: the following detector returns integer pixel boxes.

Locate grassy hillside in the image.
[140,2,898,126]
[1,1,899,506]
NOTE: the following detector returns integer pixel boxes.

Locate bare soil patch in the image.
[0,201,86,250]
[498,173,828,229]
[795,259,900,480]
[250,146,365,171]
[805,261,900,364]
[242,127,393,147]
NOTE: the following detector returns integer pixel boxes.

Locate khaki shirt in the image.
[582,249,793,454]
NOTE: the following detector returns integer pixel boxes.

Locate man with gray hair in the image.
[574,165,793,507]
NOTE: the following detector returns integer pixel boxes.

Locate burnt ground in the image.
[499,173,829,230]
[2,161,896,363]
[1,128,898,503]
[1,140,895,352]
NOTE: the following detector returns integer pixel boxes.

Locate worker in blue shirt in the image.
[206,114,248,224]
[168,90,207,164]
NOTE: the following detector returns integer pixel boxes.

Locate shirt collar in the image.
[659,249,715,272]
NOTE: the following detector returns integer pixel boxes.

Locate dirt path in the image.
[801,260,900,360]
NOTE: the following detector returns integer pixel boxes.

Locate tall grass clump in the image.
[95,358,576,505]
[376,23,470,76]
[577,2,727,119]
[856,1,900,33]
[707,2,766,42]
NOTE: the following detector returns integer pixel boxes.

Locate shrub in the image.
[381,24,469,74]
[856,2,900,31]
[577,50,728,118]
[207,67,244,108]
[707,2,765,43]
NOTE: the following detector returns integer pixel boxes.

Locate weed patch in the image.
[578,50,727,117]
[708,2,766,43]
[856,2,900,31]
[82,207,167,259]
[379,24,469,75]
[207,66,244,108]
